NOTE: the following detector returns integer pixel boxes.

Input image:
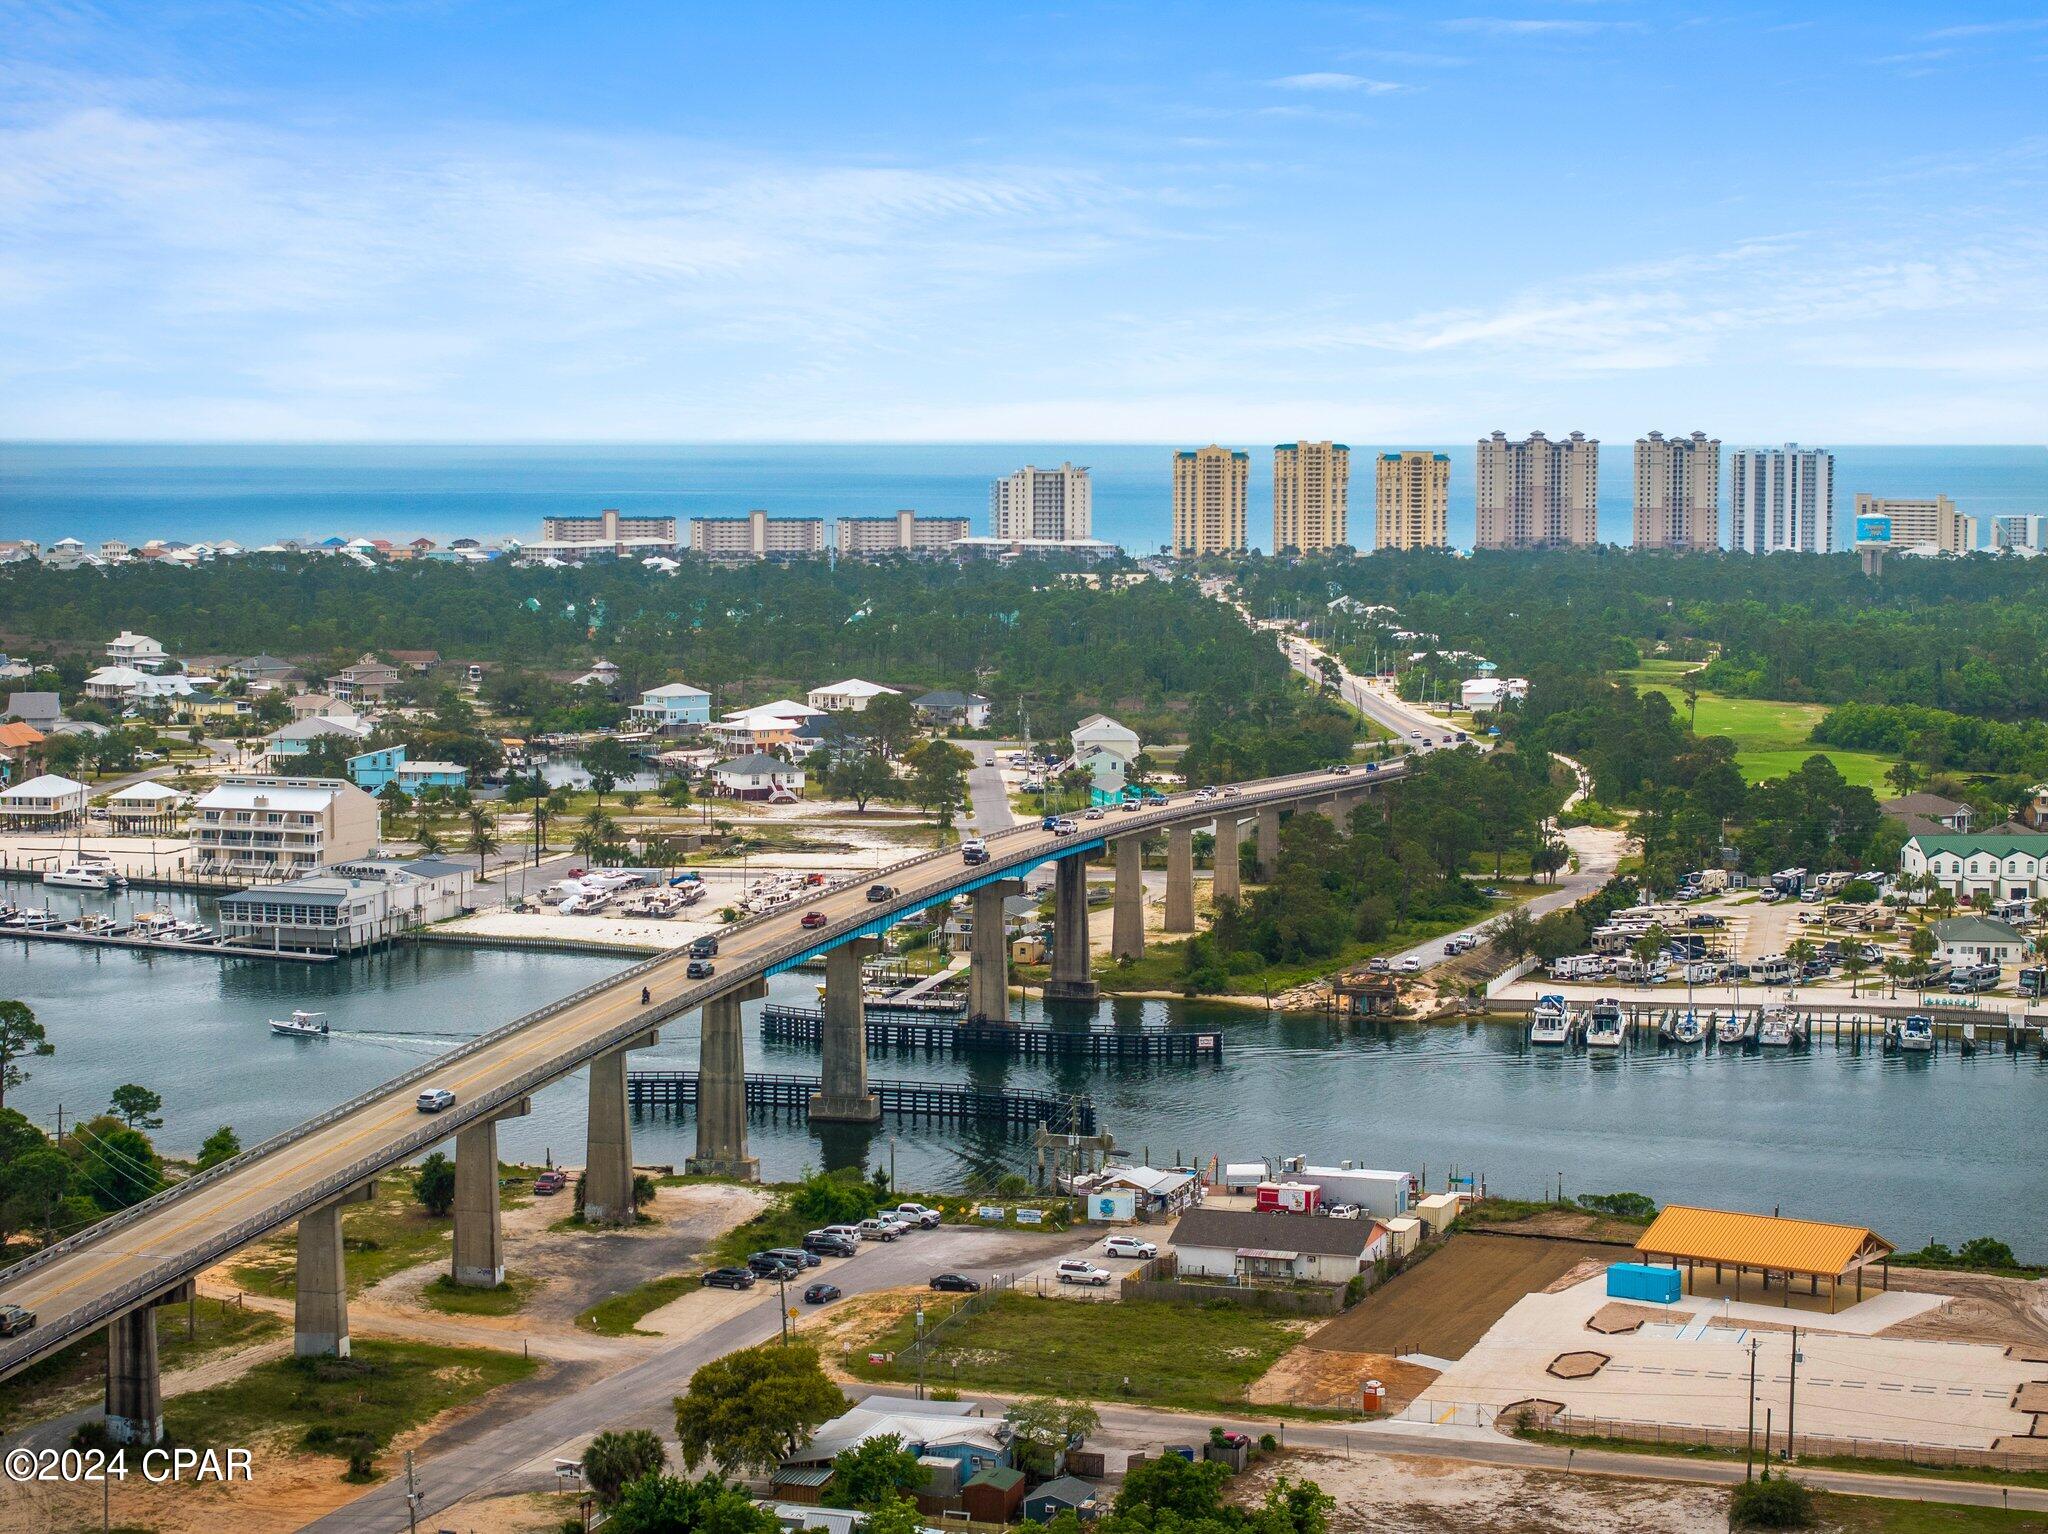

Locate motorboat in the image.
[130,909,182,938]
[1897,1014,1935,1053]
[269,1009,331,1039]
[1758,1006,1794,1047]
[43,862,120,891]
[1716,1010,1756,1046]
[1584,996,1626,1049]
[1528,994,1571,1046]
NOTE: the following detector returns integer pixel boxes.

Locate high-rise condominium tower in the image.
[1633,431,1721,551]
[1730,444,1833,554]
[1171,445,1249,556]
[1373,451,1450,551]
[1272,441,1349,553]
[1474,431,1599,550]
[990,463,1092,542]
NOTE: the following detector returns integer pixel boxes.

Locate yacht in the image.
[1716,1010,1756,1046]
[43,862,120,891]
[1528,994,1571,1046]
[1666,1010,1705,1047]
[1584,996,1626,1049]
[269,1009,331,1039]
[1758,1006,1794,1048]
[1897,1014,1935,1054]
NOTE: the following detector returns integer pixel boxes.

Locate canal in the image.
[3,888,2042,1250]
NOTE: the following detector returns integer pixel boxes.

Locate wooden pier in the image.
[0,923,339,964]
[761,1003,1224,1063]
[625,1068,1097,1132]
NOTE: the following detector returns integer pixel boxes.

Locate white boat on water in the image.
[43,862,120,891]
[1585,996,1626,1048]
[1897,1014,1935,1053]
[1716,1010,1754,1045]
[1529,994,1571,1045]
[269,1010,331,1039]
[1758,1006,1794,1047]
[1667,1010,1705,1046]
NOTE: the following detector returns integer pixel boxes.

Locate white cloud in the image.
[1268,71,1404,92]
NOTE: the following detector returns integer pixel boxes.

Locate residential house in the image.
[106,631,169,670]
[709,701,821,755]
[0,541,38,564]
[629,682,712,733]
[105,780,188,830]
[777,1396,1007,1486]
[99,540,130,563]
[1900,831,2048,904]
[326,657,401,704]
[227,654,299,686]
[0,772,90,828]
[710,754,805,802]
[174,695,253,727]
[287,692,355,721]
[807,678,900,714]
[216,854,472,952]
[347,745,469,796]
[388,649,441,672]
[1931,915,2029,968]
[1090,1164,1203,1219]
[1023,1476,1102,1524]
[0,721,44,784]
[3,693,63,731]
[570,658,622,691]
[912,690,993,729]
[1070,715,1140,767]
[1072,745,1131,802]
[265,714,374,765]
[1168,1206,1390,1285]
[84,665,153,704]
[1881,792,1973,838]
[189,775,382,877]
[42,538,99,569]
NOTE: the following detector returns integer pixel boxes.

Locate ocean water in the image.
[3,442,2043,555]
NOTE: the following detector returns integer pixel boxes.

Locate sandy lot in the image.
[1250,1348,1441,1412]
[1231,1449,1728,1534]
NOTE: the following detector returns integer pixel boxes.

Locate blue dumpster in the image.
[1605,1262,1681,1304]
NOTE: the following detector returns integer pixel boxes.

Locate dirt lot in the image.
[1249,1348,1440,1411]
[1231,1449,1728,1534]
[1880,1268,2048,1351]
[1307,1234,1617,1360]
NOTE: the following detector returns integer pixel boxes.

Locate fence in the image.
[892,1272,1016,1366]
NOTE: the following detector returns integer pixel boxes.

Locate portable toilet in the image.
[1605,1262,1682,1304]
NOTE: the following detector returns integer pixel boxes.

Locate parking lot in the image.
[1012,1228,1163,1302]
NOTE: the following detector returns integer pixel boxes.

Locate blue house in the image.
[629,682,712,732]
[348,744,468,796]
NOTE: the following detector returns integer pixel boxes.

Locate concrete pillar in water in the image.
[812,938,881,1123]
[688,979,765,1180]
[104,1283,188,1445]
[1255,806,1281,882]
[1045,854,1098,1002]
[294,1182,374,1358]
[1111,836,1145,961]
[586,1028,659,1219]
[1212,815,1242,902]
[968,880,1024,1022]
[452,1097,530,1286]
[1165,825,1196,933]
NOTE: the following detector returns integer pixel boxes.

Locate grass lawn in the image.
[845,1293,1298,1412]
[576,1273,702,1335]
[1622,662,1894,790]
[421,1272,542,1316]
[166,1337,536,1462]
[0,1296,284,1436]
[1815,1492,2048,1531]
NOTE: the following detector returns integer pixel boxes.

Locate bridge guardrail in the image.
[0,763,1403,1369]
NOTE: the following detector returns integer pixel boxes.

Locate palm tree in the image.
[1841,946,1871,998]
[467,803,500,876]
[531,787,567,865]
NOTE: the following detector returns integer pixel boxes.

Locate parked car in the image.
[769,1246,821,1269]
[1056,1259,1113,1287]
[0,1303,35,1337]
[1104,1235,1157,1259]
[1393,956,1421,974]
[891,1202,943,1228]
[803,1282,842,1305]
[686,958,716,979]
[1443,935,1476,956]
[702,1267,757,1290]
[866,884,896,902]
[689,935,719,958]
[855,1218,900,1242]
[532,1169,567,1196]
[929,1272,981,1293]
[803,1229,858,1257]
[747,1252,802,1280]
[801,911,828,929]
[415,1087,456,1113]
[1367,956,1390,974]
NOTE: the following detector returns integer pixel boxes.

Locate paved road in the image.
[964,741,1018,833]
[305,1226,1089,1532]
[1280,633,1461,752]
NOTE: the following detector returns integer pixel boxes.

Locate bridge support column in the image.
[1165,826,1196,933]
[1111,837,1145,961]
[1045,854,1097,1002]
[1212,815,1242,902]
[453,1097,530,1286]
[104,1283,189,1446]
[1255,806,1281,882]
[294,1182,374,1358]
[586,1029,659,1220]
[688,980,766,1180]
[969,879,1024,1023]
[813,939,882,1123]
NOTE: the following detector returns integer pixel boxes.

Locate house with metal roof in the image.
[1169,1206,1388,1285]
[217,854,472,952]
[777,1395,1007,1480]
[629,681,712,732]
[911,690,993,729]
[1930,914,2028,968]
[2,692,63,731]
[710,753,805,802]
[0,772,89,827]
[807,677,900,714]
[1634,1204,1894,1311]
[1900,830,2048,903]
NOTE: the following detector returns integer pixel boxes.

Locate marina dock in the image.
[1487,996,2047,1054]
[625,1068,1097,1132]
[0,918,338,964]
[761,1002,1224,1062]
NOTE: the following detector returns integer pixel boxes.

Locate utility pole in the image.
[1745,1337,1759,1481]
[915,1306,926,1401]
[778,1275,790,1343]
[405,1449,420,1534]
[1786,1325,1800,1458]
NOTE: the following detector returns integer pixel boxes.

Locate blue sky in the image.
[2,1,2045,443]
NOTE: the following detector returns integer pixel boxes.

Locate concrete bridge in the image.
[0,758,1405,1440]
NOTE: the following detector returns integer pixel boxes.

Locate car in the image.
[702,1267,757,1290]
[747,1252,802,1279]
[0,1303,35,1337]
[929,1272,981,1293]
[822,1224,866,1246]
[1330,763,1351,775]
[891,1202,943,1228]
[1477,886,1504,898]
[1142,792,1167,806]
[855,1218,900,1242]
[866,883,896,902]
[1222,785,1241,797]
[962,846,990,865]
[962,837,988,855]
[1040,815,1061,831]
[1443,935,1476,956]
[984,755,996,766]
[769,1246,821,1269]
[804,1282,843,1305]
[1410,730,1425,740]
[1051,817,1078,835]
[1367,956,1390,974]
[801,911,829,929]
[1119,798,1140,812]
[532,1169,567,1196]
[415,1087,456,1113]
[1056,1259,1113,1287]
[1393,956,1421,974]
[689,935,719,958]
[1365,761,1379,773]
[1441,736,1454,745]
[686,958,716,979]
[1083,807,1105,820]
[803,1229,858,1257]
[1103,1235,1157,1259]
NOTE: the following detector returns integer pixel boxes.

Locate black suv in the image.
[686,958,715,979]
[702,1267,756,1290]
[803,1230,857,1258]
[689,936,719,959]
[747,1252,801,1281]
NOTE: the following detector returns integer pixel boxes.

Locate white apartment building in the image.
[834,511,969,558]
[1632,431,1720,551]
[991,463,1092,543]
[105,631,169,670]
[1475,431,1599,550]
[1273,441,1350,553]
[190,775,382,878]
[1991,515,2044,553]
[1731,444,1833,554]
[689,511,827,561]
[1171,445,1249,557]
[1854,494,1975,555]
[529,509,679,557]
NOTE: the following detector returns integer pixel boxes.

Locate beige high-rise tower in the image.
[1633,431,1720,551]
[1373,451,1450,551]
[1475,430,1598,549]
[1273,441,1350,553]
[1171,445,1249,556]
